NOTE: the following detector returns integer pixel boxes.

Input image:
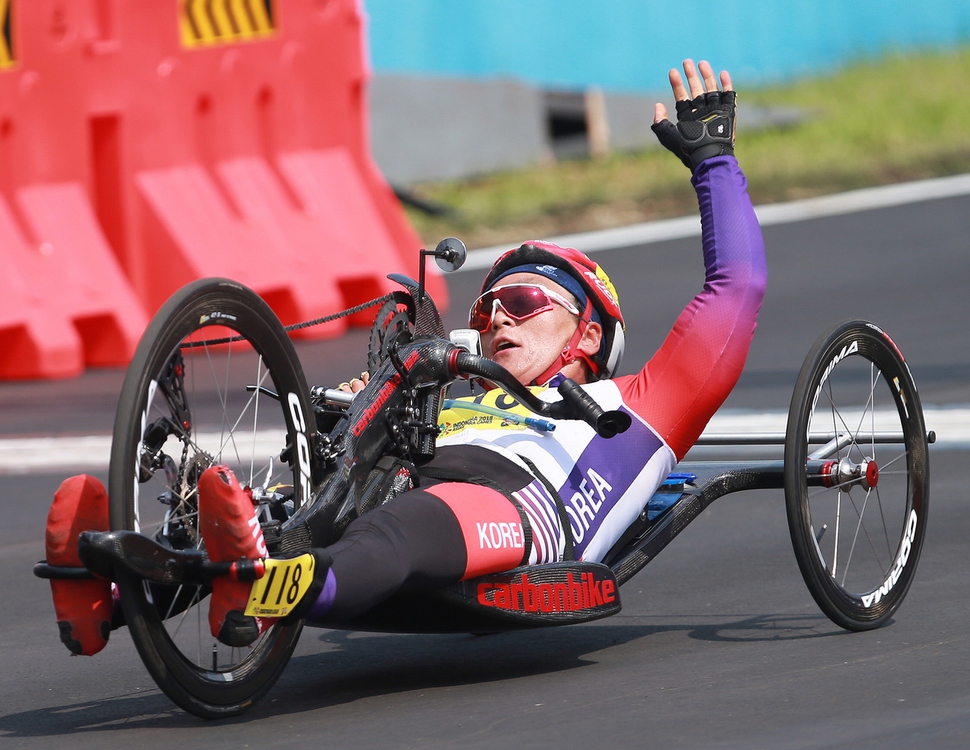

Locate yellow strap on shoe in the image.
[244,553,316,618]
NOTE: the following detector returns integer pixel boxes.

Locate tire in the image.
[109,278,315,718]
[785,321,929,631]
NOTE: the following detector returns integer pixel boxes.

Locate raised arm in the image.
[616,60,767,460]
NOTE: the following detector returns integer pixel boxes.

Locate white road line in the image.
[460,172,970,270]
[0,430,288,475]
[701,407,970,441]
[2,408,966,475]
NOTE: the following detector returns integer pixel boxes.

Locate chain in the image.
[281,294,394,333]
[181,293,394,348]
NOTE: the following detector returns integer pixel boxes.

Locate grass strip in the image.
[402,47,970,249]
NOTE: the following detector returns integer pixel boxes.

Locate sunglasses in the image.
[468,283,581,332]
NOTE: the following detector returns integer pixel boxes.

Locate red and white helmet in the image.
[479,241,626,380]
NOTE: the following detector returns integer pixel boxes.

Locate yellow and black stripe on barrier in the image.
[1,0,14,70]
[180,0,276,49]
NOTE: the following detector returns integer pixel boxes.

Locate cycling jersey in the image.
[436,155,767,563]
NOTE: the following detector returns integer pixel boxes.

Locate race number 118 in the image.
[245,553,316,618]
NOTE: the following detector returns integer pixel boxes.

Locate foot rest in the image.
[77,531,264,585]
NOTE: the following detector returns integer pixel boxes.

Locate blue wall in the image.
[365,1,970,93]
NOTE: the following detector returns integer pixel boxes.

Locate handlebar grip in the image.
[556,379,632,438]
[452,352,630,438]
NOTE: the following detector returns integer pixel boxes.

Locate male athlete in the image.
[46,59,766,653]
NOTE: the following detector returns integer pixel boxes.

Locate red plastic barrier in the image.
[0,0,443,379]
[137,148,404,333]
[0,185,147,379]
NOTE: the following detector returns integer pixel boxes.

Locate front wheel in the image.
[109,278,315,718]
[785,321,929,631]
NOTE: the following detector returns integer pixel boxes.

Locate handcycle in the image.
[35,239,932,719]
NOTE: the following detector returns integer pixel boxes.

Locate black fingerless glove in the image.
[651,90,736,171]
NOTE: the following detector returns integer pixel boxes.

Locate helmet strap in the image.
[530,300,602,386]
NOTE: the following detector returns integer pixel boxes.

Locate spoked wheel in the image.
[108,278,315,718]
[785,320,929,631]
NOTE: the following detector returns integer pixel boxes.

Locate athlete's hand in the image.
[652,59,736,172]
[337,372,369,393]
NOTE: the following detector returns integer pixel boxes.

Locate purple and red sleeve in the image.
[615,155,767,460]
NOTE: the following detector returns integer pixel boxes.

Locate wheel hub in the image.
[821,457,878,490]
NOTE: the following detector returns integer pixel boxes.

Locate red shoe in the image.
[198,465,269,647]
[45,475,113,656]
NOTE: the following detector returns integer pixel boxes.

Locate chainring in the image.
[367,292,415,375]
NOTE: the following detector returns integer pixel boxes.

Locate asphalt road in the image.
[1,187,969,748]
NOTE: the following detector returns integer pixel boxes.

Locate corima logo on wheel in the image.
[808,340,859,431]
[861,508,918,608]
[286,393,312,500]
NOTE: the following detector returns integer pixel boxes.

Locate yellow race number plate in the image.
[244,553,315,618]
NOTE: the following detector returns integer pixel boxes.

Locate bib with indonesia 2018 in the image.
[437,378,676,563]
